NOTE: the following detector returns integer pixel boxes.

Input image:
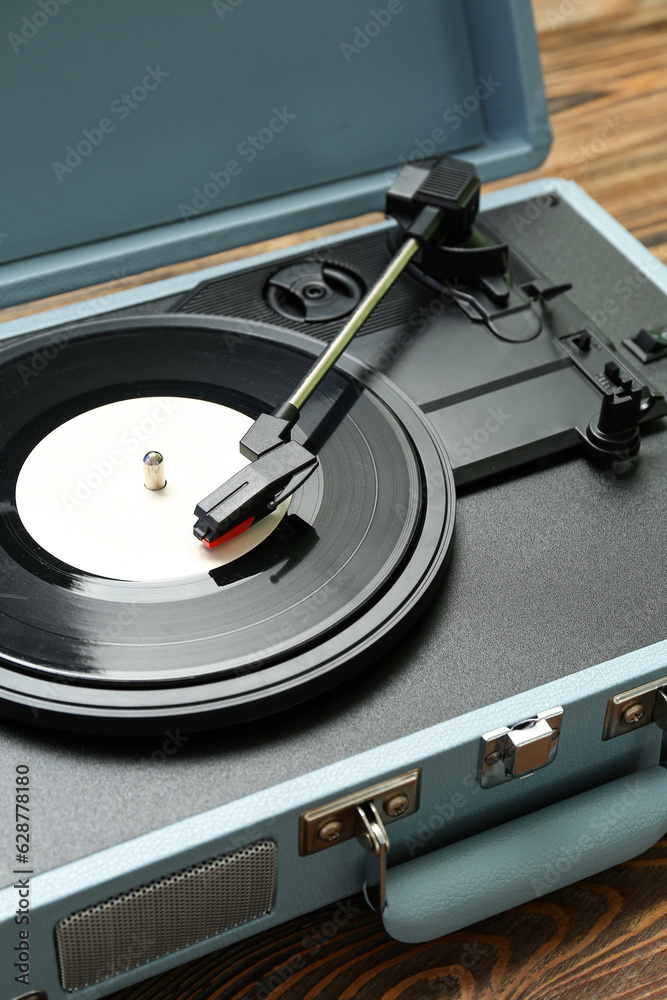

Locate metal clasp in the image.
[480,707,563,788]
[603,677,667,740]
[299,769,421,911]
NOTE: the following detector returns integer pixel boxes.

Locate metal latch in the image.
[299,769,421,910]
[602,676,667,740]
[480,707,563,788]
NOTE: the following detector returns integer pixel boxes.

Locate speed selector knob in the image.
[266,262,364,323]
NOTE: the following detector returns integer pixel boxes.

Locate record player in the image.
[1,2,667,998]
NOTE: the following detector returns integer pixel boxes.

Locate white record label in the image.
[15,396,289,582]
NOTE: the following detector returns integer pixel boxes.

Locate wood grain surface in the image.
[13,1,667,996]
[109,837,667,1000]
[489,0,667,263]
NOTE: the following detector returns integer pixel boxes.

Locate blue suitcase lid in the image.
[0,0,550,305]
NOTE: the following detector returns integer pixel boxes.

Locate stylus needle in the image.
[192,235,424,547]
[193,157,481,546]
[192,441,318,549]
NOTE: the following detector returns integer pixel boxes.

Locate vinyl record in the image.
[0,316,455,733]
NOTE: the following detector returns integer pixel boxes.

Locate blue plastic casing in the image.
[0,0,550,306]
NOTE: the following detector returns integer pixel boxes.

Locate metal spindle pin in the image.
[143,451,166,491]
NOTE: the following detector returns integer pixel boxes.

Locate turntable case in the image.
[0,0,549,308]
[2,2,667,999]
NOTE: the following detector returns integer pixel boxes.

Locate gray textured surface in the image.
[0,196,666,884]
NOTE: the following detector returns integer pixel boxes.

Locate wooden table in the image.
[6,2,667,996]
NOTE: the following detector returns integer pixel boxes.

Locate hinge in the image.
[298,769,421,911]
[602,676,667,740]
[479,707,563,788]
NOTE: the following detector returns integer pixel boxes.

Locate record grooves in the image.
[0,316,455,734]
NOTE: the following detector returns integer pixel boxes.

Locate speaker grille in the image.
[55,839,277,991]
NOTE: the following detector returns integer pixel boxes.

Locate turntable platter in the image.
[15,396,290,582]
[0,316,455,732]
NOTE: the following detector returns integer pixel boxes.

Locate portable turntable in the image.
[1,2,667,998]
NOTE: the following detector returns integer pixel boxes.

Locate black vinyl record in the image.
[0,316,455,733]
